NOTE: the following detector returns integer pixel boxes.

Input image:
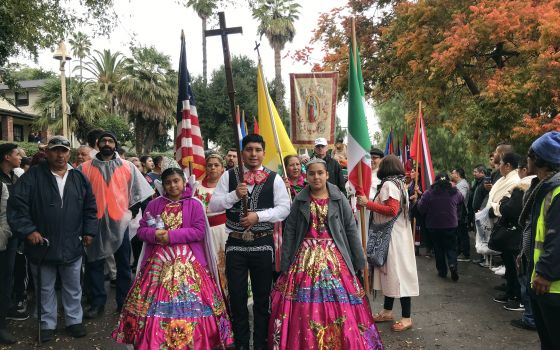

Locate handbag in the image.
[366,180,405,267]
[474,207,500,255]
[488,218,520,252]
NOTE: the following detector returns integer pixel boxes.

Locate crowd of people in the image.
[0,129,558,350]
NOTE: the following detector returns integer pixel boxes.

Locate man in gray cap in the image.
[8,136,98,343]
[78,131,153,319]
[312,137,346,194]
[521,131,560,349]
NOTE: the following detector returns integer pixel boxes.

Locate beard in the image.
[100,146,114,156]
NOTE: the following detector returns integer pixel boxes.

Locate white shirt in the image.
[13,168,24,177]
[369,169,381,199]
[208,166,291,233]
[51,164,73,200]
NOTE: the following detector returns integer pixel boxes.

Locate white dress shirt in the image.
[51,164,74,203]
[208,166,291,233]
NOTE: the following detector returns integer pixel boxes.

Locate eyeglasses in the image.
[48,138,70,147]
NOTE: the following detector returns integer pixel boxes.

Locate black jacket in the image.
[471,178,489,214]
[494,182,529,252]
[528,173,560,282]
[312,153,346,195]
[7,162,98,264]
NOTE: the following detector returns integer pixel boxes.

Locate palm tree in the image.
[68,31,92,82]
[117,46,177,154]
[185,0,217,83]
[80,49,125,113]
[252,0,300,109]
[34,78,107,142]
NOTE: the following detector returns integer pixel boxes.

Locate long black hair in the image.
[431,171,457,194]
[161,168,185,183]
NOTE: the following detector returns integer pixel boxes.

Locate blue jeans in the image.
[30,257,83,330]
[85,230,132,309]
[519,271,535,326]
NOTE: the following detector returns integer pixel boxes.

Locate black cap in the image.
[370,147,384,157]
[97,131,118,147]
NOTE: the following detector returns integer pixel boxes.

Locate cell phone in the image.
[484,176,492,184]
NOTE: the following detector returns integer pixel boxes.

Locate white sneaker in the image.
[491,265,504,272]
[494,266,506,276]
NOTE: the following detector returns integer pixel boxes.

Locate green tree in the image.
[192,55,258,150]
[117,46,177,154]
[96,114,134,145]
[81,49,125,113]
[183,0,218,83]
[0,0,115,81]
[34,78,107,142]
[69,32,92,82]
[375,96,487,174]
[252,0,301,115]
[7,65,56,81]
[307,0,560,159]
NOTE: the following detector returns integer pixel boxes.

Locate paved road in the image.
[1,254,541,349]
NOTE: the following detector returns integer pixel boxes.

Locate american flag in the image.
[175,31,205,179]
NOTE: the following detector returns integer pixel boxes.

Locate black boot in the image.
[0,328,16,345]
[84,305,105,319]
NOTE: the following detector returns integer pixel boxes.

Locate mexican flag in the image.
[347,41,372,198]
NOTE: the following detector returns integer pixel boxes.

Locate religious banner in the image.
[290,72,338,146]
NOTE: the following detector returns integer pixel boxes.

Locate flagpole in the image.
[414,101,421,190]
[412,101,422,239]
[352,17,370,295]
[255,49,292,200]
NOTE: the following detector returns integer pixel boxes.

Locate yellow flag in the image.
[257,63,296,173]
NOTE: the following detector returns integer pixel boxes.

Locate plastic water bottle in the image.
[155,215,165,230]
[145,212,156,227]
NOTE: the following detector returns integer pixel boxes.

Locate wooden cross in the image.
[205,11,243,162]
[205,12,250,216]
[254,41,261,61]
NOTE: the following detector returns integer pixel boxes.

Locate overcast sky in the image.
[19,0,379,137]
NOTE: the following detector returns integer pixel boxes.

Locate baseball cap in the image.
[314,137,328,146]
[47,136,71,150]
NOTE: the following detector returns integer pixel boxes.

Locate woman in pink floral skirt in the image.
[269,159,383,350]
[112,168,233,349]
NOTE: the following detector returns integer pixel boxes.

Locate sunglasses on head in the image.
[49,139,70,147]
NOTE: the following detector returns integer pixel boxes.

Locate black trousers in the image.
[130,236,143,270]
[13,245,28,302]
[0,237,17,329]
[226,235,273,349]
[85,230,132,309]
[429,228,458,276]
[456,221,470,257]
[502,250,520,299]
[530,292,560,350]
[384,296,412,318]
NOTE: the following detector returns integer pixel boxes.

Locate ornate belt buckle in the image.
[242,230,254,241]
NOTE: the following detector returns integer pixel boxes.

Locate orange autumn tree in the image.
[301,0,560,152]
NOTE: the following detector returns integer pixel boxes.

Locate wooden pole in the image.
[412,102,422,239]
[255,42,291,200]
[352,17,370,294]
[205,12,247,215]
